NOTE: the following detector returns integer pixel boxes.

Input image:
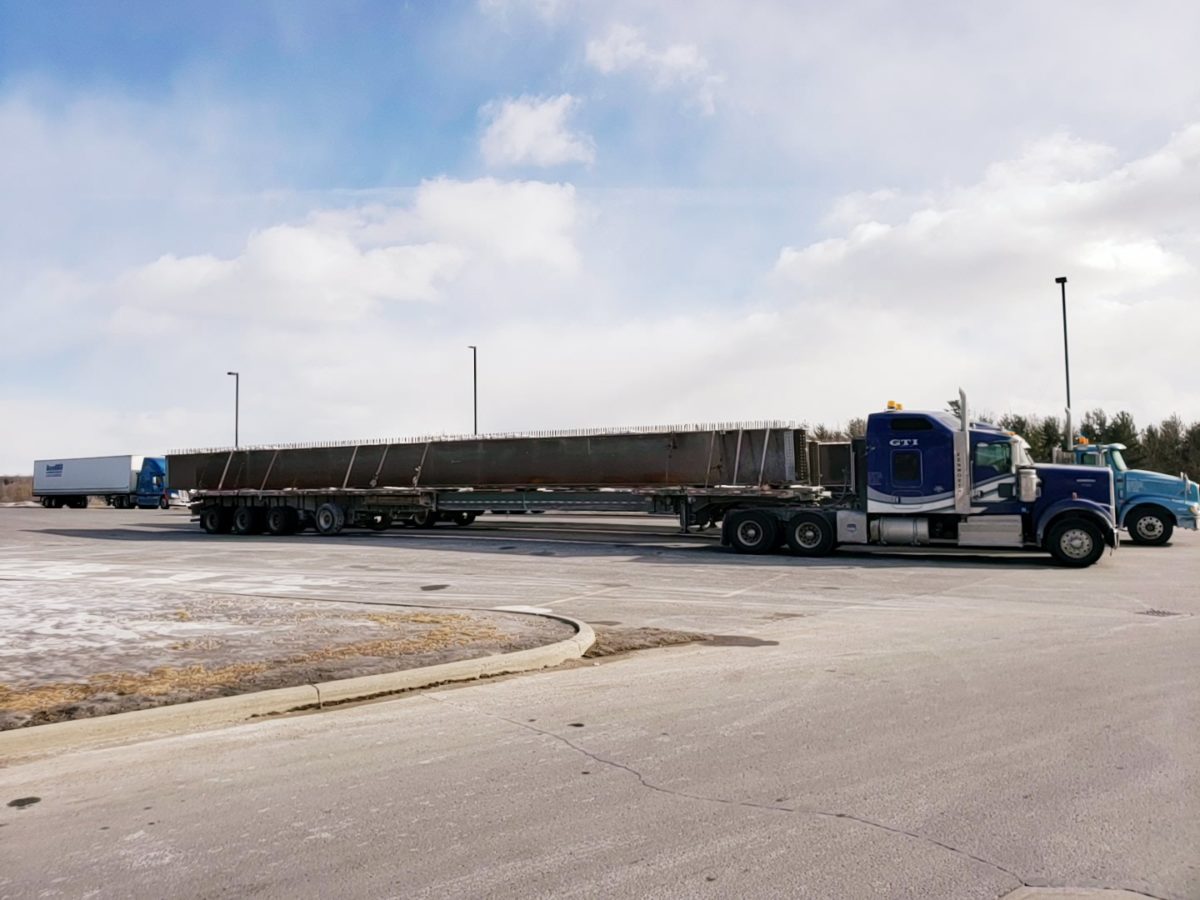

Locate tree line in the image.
[813,407,1200,475]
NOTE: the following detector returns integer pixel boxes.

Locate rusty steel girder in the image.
[167,425,811,492]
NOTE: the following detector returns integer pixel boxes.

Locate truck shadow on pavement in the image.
[29,525,1067,571]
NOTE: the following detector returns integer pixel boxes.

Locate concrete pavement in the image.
[0,509,1196,898]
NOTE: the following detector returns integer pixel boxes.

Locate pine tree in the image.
[1080,409,1109,443]
[1105,411,1143,467]
[1032,416,1064,462]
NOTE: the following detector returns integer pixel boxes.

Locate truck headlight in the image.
[1190,503,1200,516]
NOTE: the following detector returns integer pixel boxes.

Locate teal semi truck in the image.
[1066,441,1199,545]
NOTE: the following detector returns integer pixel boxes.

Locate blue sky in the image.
[2,1,1199,471]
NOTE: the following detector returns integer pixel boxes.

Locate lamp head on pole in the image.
[1055,276,1067,285]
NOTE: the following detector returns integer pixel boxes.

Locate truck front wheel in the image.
[785,512,835,556]
[1126,506,1174,546]
[725,510,778,555]
[1046,518,1105,567]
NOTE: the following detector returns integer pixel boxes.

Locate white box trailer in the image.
[32,455,171,509]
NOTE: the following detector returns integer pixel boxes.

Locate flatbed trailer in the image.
[168,423,844,536]
[169,393,1119,567]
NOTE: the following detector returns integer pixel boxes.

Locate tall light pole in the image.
[226,371,239,448]
[467,346,477,435]
[1055,276,1071,449]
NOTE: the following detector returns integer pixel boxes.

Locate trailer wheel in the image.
[200,507,232,534]
[1125,505,1174,546]
[70,496,88,509]
[411,509,439,529]
[725,510,779,555]
[266,506,299,536]
[451,512,477,527]
[1046,518,1105,568]
[314,502,346,536]
[785,512,835,556]
[231,505,266,535]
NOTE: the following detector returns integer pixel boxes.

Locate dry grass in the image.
[0,662,272,713]
[0,611,505,716]
[0,476,33,503]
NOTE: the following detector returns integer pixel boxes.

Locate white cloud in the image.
[480,94,595,168]
[769,127,1200,420]
[586,24,723,115]
[413,177,581,270]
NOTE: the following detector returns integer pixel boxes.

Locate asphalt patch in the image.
[583,625,712,658]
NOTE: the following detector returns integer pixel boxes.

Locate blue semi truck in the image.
[1063,441,1199,545]
[172,391,1118,567]
[719,392,1118,567]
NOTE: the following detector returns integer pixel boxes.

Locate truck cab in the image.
[855,397,1118,565]
[1069,441,1199,545]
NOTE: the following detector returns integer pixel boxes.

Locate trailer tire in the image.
[725,510,779,555]
[451,512,477,527]
[200,507,232,534]
[315,502,346,536]
[1125,505,1174,546]
[366,513,392,531]
[411,509,439,529]
[1046,517,1105,568]
[231,505,266,535]
[266,506,300,536]
[70,496,88,509]
[785,512,835,556]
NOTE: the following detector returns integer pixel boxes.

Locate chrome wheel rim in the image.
[1135,516,1164,540]
[736,521,764,547]
[794,523,822,549]
[1060,527,1095,559]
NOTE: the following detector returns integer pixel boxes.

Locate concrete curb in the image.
[0,611,594,764]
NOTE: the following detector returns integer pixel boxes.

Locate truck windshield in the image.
[1108,448,1128,471]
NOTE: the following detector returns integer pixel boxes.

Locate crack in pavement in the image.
[424,694,1173,900]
